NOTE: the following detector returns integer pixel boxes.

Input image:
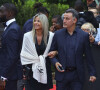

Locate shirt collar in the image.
[6,18,16,27]
[79,12,84,14]
[66,27,77,34]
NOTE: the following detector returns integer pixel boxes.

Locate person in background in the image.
[87,0,96,8]
[95,28,100,45]
[21,13,53,90]
[50,15,63,32]
[0,3,23,90]
[81,22,100,45]
[23,3,49,34]
[84,11,99,28]
[88,7,99,17]
[81,22,96,35]
[81,22,97,43]
[74,0,86,28]
[49,8,96,90]
[90,28,100,45]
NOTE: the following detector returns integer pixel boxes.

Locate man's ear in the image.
[73,18,77,24]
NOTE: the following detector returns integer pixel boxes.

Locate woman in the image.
[21,13,53,90]
[81,22,96,34]
[81,22,97,43]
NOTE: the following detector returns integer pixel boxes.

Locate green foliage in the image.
[12,0,35,27]
[12,0,69,27]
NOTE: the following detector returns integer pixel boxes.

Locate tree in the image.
[46,0,86,7]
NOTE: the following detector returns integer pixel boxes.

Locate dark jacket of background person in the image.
[84,11,99,28]
[50,28,96,83]
[77,12,86,28]
[96,15,100,23]
[22,18,33,34]
[77,11,99,28]
[22,3,49,34]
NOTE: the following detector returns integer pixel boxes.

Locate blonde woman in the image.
[20,13,53,90]
[81,22,96,34]
[81,22,96,43]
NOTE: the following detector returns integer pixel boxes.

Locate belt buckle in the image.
[66,69,69,72]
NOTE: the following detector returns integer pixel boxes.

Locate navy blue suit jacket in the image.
[23,18,33,34]
[50,28,96,83]
[0,21,23,80]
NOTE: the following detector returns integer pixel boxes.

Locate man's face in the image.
[87,0,94,6]
[0,5,8,22]
[63,13,76,29]
[88,9,98,17]
[52,18,57,27]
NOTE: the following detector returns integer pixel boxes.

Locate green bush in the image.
[12,0,69,28]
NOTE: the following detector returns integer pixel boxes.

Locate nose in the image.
[63,20,66,24]
[53,23,56,26]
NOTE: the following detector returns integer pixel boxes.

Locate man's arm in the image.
[49,33,58,66]
[1,29,21,77]
[84,33,96,82]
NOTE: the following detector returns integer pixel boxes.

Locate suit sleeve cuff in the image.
[50,58,58,66]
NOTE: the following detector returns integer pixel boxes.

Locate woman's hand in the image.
[89,76,96,83]
[48,51,58,58]
[89,35,95,43]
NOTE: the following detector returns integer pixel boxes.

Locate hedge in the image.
[12,0,69,28]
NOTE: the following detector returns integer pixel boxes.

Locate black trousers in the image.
[56,71,83,90]
[17,79,29,90]
[5,80,17,90]
[27,78,48,90]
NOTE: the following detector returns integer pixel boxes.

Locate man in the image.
[0,3,23,90]
[88,7,99,17]
[50,9,96,90]
[50,15,63,32]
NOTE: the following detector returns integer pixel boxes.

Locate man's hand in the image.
[98,41,100,45]
[0,80,6,88]
[55,62,64,72]
[50,26,55,32]
[89,35,95,43]
[48,51,58,58]
[89,76,96,82]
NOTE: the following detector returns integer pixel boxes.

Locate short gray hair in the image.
[65,8,79,20]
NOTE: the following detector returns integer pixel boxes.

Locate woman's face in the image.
[34,16,42,31]
[82,28,91,33]
[81,25,92,34]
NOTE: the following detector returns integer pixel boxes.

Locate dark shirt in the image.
[27,35,49,70]
[96,15,100,23]
[35,37,46,56]
[65,29,77,67]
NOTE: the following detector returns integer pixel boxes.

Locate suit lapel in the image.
[75,29,80,53]
[63,28,68,55]
[2,21,16,38]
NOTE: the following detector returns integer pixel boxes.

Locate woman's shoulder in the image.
[24,31,33,38]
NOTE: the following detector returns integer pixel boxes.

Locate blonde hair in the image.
[81,22,96,32]
[32,13,49,45]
